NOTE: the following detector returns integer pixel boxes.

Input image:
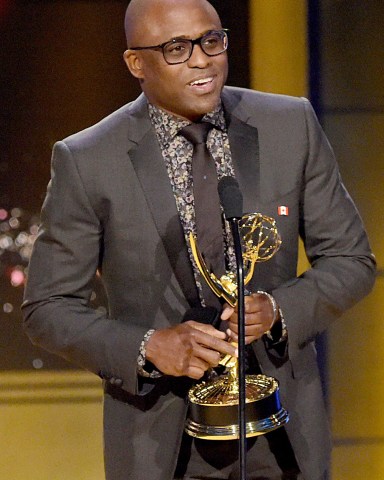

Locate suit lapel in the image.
[125,90,260,308]
[127,100,200,307]
[223,93,261,215]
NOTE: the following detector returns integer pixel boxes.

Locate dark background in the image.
[0,0,250,370]
[0,0,382,375]
[1,3,383,477]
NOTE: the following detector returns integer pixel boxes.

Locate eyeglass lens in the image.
[163,31,227,64]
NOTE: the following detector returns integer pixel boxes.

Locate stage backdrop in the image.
[0,1,382,479]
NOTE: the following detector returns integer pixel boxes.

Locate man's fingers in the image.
[187,366,206,380]
[187,320,226,339]
[184,321,237,357]
[228,318,264,332]
[224,292,275,339]
[220,304,234,321]
[193,329,237,357]
[145,322,238,379]
[193,343,222,367]
[226,328,260,345]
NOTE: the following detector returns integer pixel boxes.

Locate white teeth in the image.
[190,77,213,86]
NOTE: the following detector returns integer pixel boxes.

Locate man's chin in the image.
[184,95,222,119]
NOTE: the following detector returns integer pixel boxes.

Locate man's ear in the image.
[123,50,144,79]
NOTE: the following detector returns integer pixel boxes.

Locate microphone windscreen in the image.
[218,176,243,219]
[182,306,221,327]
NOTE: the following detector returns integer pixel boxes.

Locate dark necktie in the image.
[180,123,225,307]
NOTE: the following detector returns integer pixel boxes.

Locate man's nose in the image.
[187,44,211,67]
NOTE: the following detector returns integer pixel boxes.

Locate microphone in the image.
[218,175,247,480]
[218,176,243,220]
[182,177,243,331]
[182,306,221,328]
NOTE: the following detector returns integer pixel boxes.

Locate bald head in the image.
[124,0,221,47]
[123,0,228,121]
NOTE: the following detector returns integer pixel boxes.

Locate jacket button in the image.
[114,378,123,387]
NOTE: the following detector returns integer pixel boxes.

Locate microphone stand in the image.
[228,217,247,480]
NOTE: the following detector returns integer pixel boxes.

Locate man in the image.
[22,0,376,479]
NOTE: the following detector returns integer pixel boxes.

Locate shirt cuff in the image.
[137,329,163,379]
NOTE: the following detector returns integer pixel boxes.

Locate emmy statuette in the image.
[184,212,289,440]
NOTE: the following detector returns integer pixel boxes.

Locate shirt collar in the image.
[148,102,226,147]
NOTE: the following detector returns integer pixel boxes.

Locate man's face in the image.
[124,1,228,121]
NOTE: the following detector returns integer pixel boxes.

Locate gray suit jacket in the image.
[22,87,376,480]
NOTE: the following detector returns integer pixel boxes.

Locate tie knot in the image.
[180,122,213,145]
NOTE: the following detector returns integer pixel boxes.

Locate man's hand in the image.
[145,321,238,380]
[220,293,278,344]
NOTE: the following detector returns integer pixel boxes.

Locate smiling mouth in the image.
[189,76,214,87]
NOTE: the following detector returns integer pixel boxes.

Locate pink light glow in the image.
[10,269,25,287]
[0,209,8,221]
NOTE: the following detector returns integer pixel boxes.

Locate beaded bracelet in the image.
[256,290,287,341]
[256,290,279,328]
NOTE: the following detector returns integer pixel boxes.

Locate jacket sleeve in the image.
[22,141,148,395]
[271,99,376,361]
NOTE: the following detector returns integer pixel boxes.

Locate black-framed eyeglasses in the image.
[129,29,229,65]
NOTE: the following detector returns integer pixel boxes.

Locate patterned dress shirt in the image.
[137,102,286,378]
[148,101,236,305]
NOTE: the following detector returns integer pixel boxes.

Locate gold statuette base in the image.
[185,408,289,440]
[185,374,289,440]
